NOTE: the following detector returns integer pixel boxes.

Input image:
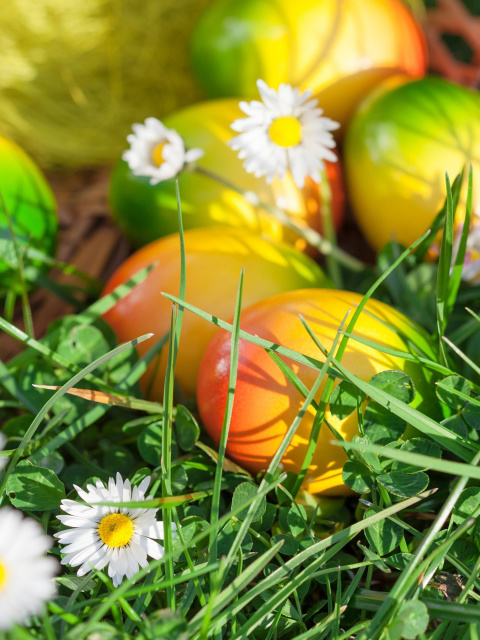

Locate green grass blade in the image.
[222,323,350,580]
[0,332,153,499]
[415,169,464,263]
[209,268,244,565]
[76,264,155,322]
[66,473,287,639]
[335,439,480,480]
[193,541,284,638]
[199,492,434,637]
[0,187,34,338]
[327,354,477,460]
[436,173,455,362]
[352,592,480,624]
[339,331,456,379]
[447,166,473,313]
[291,312,350,496]
[354,449,480,640]
[443,335,480,378]
[160,182,187,612]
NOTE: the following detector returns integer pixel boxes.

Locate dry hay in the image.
[0,0,212,168]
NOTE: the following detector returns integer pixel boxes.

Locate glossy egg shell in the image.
[345,76,480,252]
[110,99,344,250]
[197,289,435,495]
[190,0,426,127]
[102,227,330,400]
[0,136,57,291]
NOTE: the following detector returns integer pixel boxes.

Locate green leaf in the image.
[252,503,277,533]
[342,460,375,494]
[351,436,385,473]
[143,608,188,640]
[358,542,390,573]
[57,325,110,368]
[56,575,98,592]
[368,371,415,404]
[174,405,200,452]
[436,375,471,410]
[363,403,406,444]
[364,507,404,556]
[389,600,429,640]
[217,522,252,557]
[279,504,307,537]
[171,466,188,494]
[377,471,429,499]
[326,360,475,462]
[102,444,135,477]
[36,451,65,475]
[232,482,266,522]
[270,534,299,556]
[463,402,480,430]
[451,487,480,526]
[441,415,468,438]
[2,415,32,439]
[6,460,65,510]
[138,422,162,466]
[392,438,442,473]
[385,553,415,571]
[275,472,298,506]
[329,381,365,420]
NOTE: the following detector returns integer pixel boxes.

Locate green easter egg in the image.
[345,76,480,252]
[0,136,57,293]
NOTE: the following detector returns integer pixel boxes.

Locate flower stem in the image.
[193,164,365,273]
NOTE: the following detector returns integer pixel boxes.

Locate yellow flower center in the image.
[268,117,302,147]
[98,513,134,548]
[152,142,168,167]
[0,560,7,591]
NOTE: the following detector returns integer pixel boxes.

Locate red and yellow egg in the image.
[197,288,436,495]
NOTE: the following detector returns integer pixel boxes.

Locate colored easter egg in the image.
[0,136,57,293]
[110,100,344,251]
[102,227,330,400]
[197,288,435,495]
[190,0,426,127]
[345,76,480,252]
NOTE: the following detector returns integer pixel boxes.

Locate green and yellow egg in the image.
[0,135,57,293]
[344,76,480,252]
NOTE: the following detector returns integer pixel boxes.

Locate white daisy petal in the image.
[0,508,58,631]
[122,117,203,186]
[229,79,340,188]
[56,473,172,587]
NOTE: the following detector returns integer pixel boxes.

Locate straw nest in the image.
[0,0,211,168]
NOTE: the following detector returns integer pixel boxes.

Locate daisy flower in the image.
[122,117,204,185]
[55,473,171,587]
[0,508,58,630]
[228,79,340,189]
